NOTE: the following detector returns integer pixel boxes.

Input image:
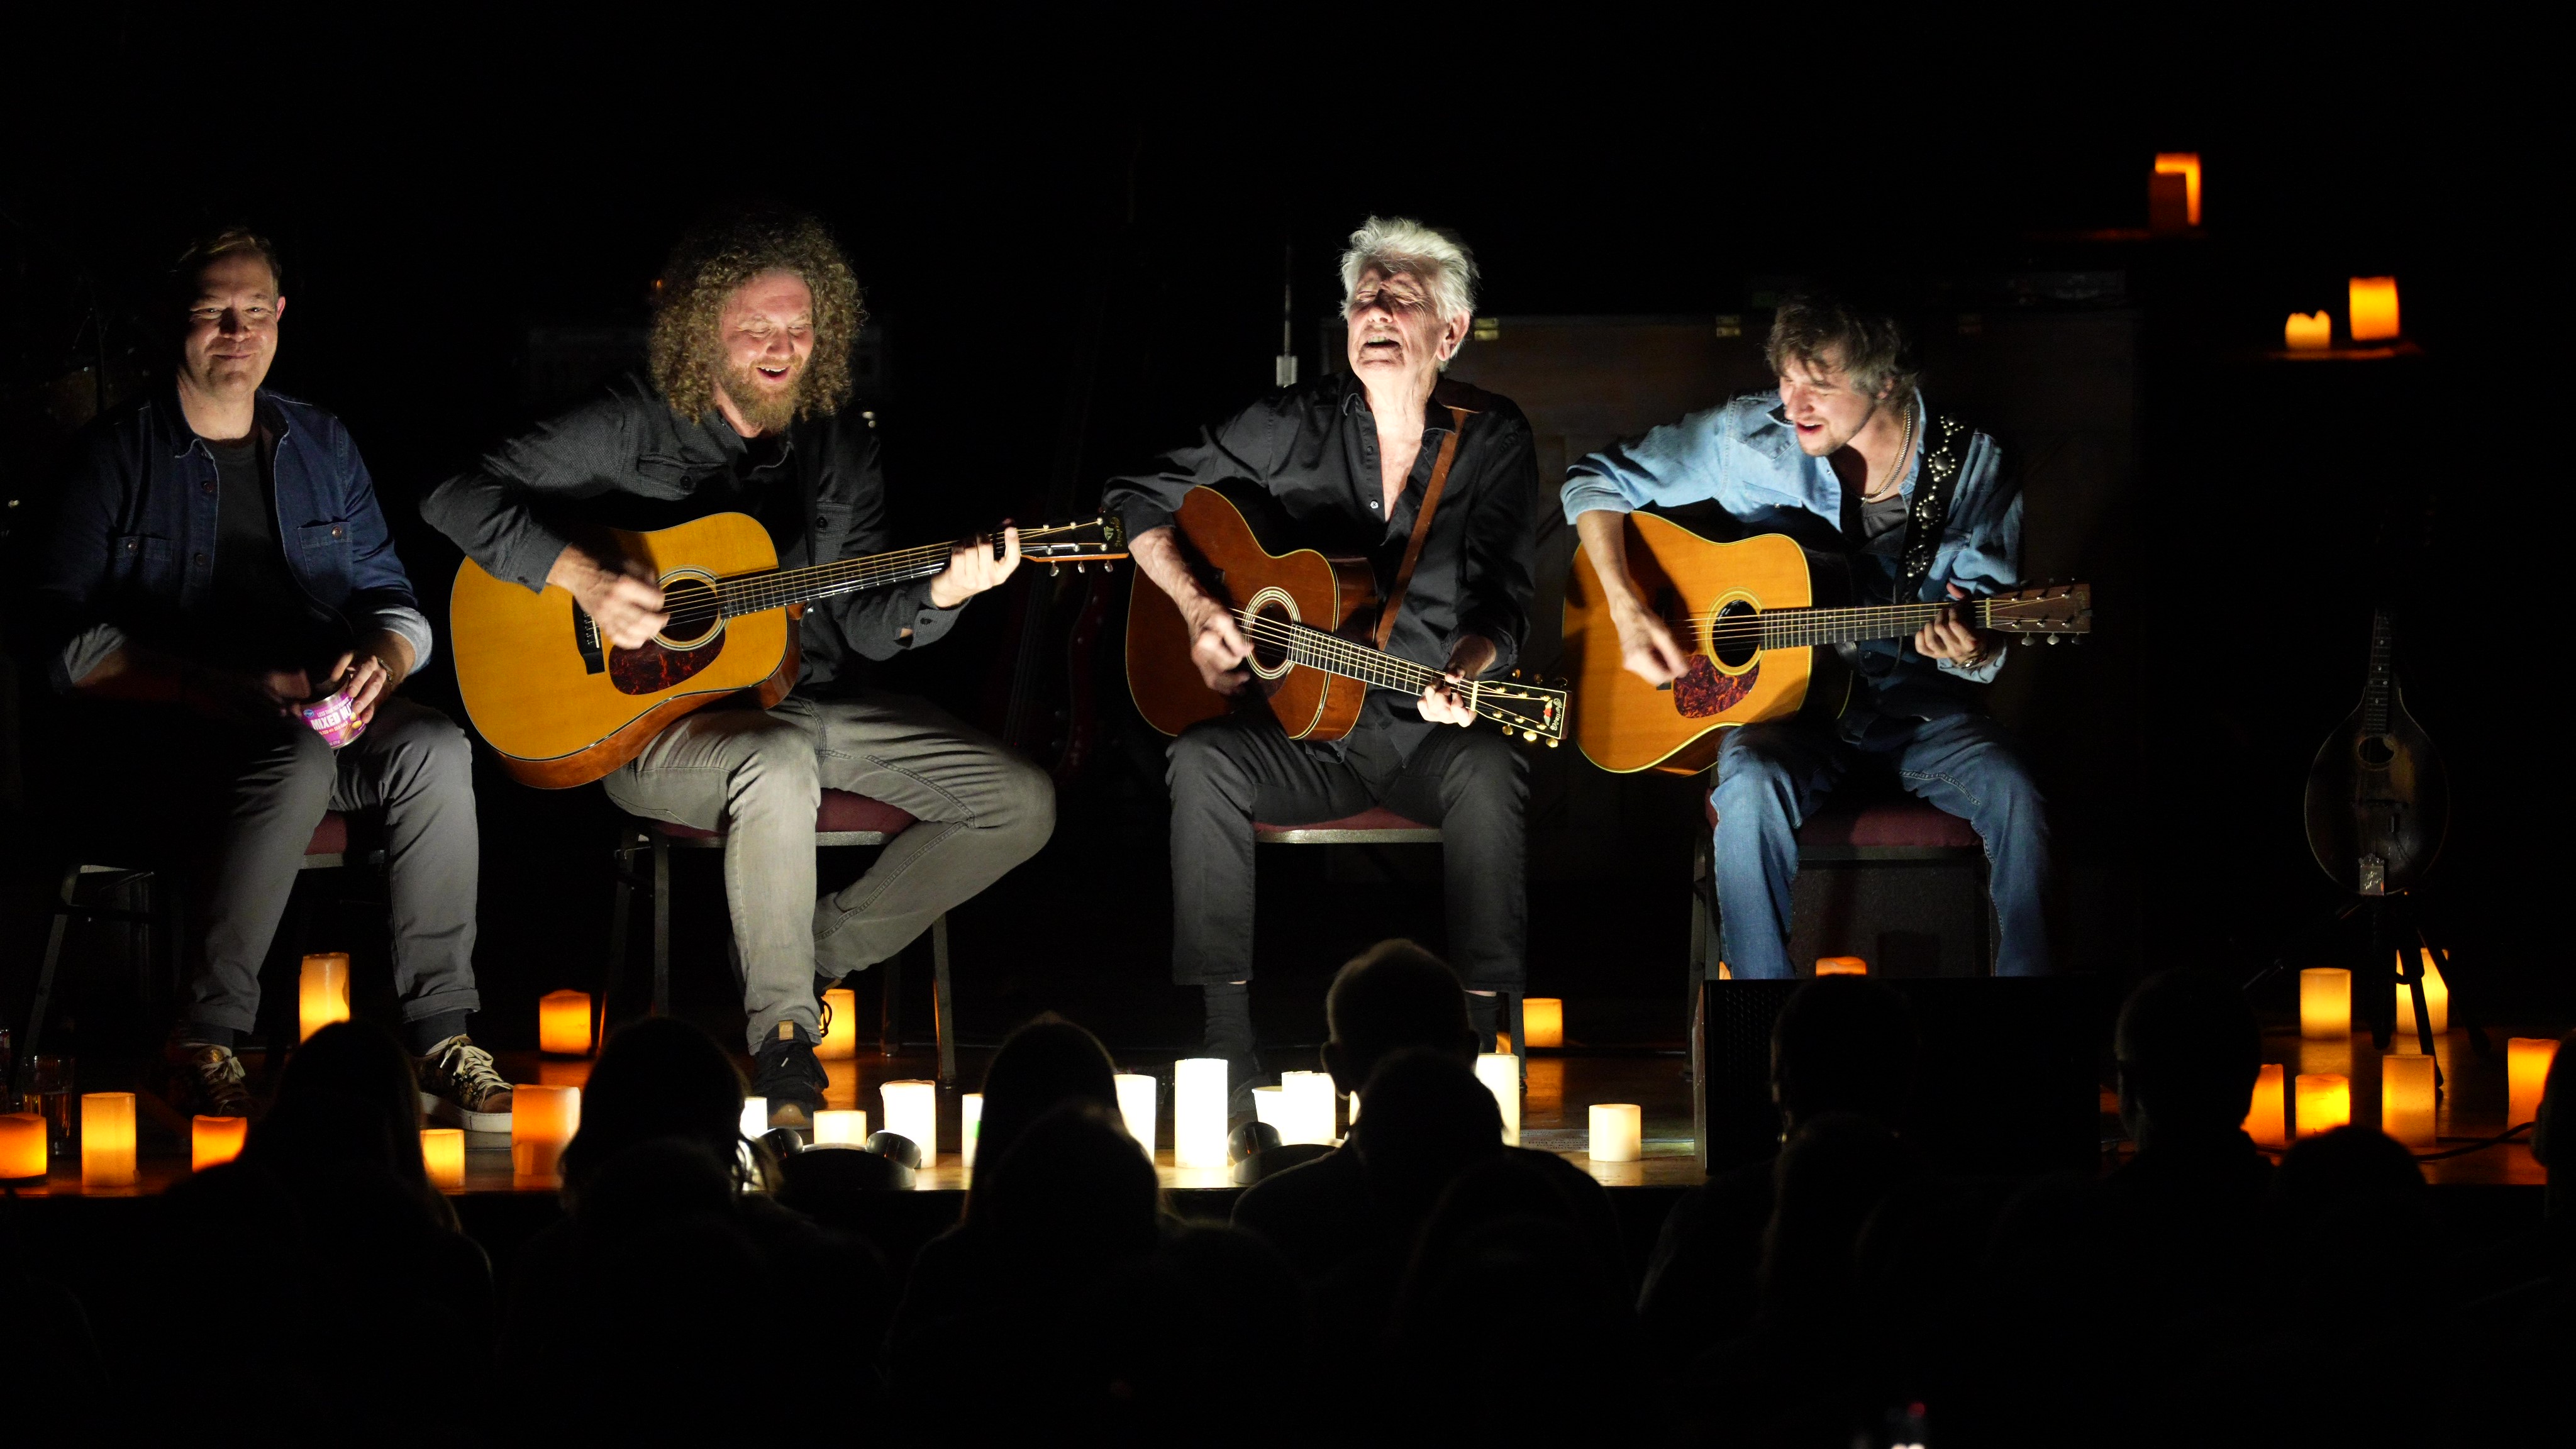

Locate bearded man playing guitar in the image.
[1564,292,2055,977]
[1106,217,1539,1089]
[424,208,1052,1125]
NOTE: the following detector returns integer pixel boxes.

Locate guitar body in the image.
[2302,612,2448,893]
[1125,487,1379,740]
[1563,513,1849,774]
[450,513,795,788]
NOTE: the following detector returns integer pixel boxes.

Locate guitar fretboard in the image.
[1231,609,1560,733]
[2362,609,2395,736]
[1699,599,1998,652]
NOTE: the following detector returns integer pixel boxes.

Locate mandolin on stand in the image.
[2302,607,2448,896]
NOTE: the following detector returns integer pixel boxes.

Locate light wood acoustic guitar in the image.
[1124,487,1567,745]
[450,511,1128,787]
[1562,511,2090,775]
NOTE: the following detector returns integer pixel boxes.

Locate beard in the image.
[718,357,809,433]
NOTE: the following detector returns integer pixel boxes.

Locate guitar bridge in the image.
[572,608,606,675]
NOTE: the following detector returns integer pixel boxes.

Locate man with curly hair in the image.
[425,208,1052,1126]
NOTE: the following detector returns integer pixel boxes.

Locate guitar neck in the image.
[2362,609,2395,734]
[1735,599,1998,650]
[1233,610,1531,728]
[716,543,956,620]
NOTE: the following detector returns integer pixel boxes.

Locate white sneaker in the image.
[416,1035,514,1133]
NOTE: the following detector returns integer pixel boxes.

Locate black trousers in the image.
[1163,710,1528,989]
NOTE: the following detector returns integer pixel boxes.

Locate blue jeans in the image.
[1709,711,2053,978]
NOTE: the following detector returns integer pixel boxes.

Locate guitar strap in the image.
[1374,392,1477,652]
[1892,411,1972,606]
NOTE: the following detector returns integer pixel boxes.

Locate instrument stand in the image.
[2245,889,2490,1104]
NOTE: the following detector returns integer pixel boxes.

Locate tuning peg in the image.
[1545,738,1559,748]
[1522,730,1536,741]
[1075,562,1086,573]
[2046,635,2060,645]
[1048,563,1062,577]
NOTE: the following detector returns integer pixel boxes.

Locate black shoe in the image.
[752,1026,828,1131]
[1203,984,1263,1117]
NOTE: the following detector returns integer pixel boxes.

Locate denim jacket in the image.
[1560,391,2019,718]
[29,386,431,691]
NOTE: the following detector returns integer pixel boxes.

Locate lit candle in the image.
[2299,968,2351,1040]
[880,1080,936,1165]
[1589,1103,1644,1163]
[1475,1053,1521,1146]
[80,1092,136,1187]
[2153,152,2202,225]
[1280,1070,1337,1146]
[2243,1063,2287,1147]
[299,953,351,1042]
[817,987,858,1060]
[813,1109,868,1146]
[421,1128,466,1188]
[2508,1038,2561,1128]
[2380,1055,2437,1147]
[2294,1073,2350,1138]
[739,1097,770,1140]
[1114,1073,1157,1155]
[2284,312,2332,351]
[191,1114,248,1171]
[962,1093,984,1169]
[1251,1085,1287,1143]
[538,989,592,1056]
[1175,1058,1228,1169]
[1816,957,1868,977]
[2348,277,2400,342]
[511,1084,580,1182]
[0,1113,45,1179]
[2392,950,2450,1041]
[1522,998,1564,1049]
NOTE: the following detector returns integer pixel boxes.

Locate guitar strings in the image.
[674,522,1100,621]
[1225,609,1560,728]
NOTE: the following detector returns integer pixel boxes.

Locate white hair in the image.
[1339,216,1479,362]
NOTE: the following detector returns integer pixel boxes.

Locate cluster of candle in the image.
[2282,277,2401,351]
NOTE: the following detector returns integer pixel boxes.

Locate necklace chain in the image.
[1860,399,1916,503]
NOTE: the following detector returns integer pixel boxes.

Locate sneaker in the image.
[159,1040,255,1118]
[752,1023,828,1131]
[417,1035,514,1133]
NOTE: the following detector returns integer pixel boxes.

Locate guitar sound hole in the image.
[2357,734,2397,769]
[1248,600,1293,675]
[1709,599,1759,670]
[658,577,721,649]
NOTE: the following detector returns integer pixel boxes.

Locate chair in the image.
[1253,806,1531,1063]
[606,789,958,1087]
[15,812,374,1091]
[1689,792,1992,989]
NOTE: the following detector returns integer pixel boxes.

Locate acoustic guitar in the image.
[2302,607,2446,894]
[1124,487,1566,744]
[450,511,1127,787]
[1562,511,2090,775]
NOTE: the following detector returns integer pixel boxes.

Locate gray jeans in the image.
[602,692,1055,1052]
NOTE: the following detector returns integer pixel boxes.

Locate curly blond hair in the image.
[648,207,865,423]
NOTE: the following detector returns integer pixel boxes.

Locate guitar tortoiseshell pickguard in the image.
[608,633,726,696]
[1673,655,1757,718]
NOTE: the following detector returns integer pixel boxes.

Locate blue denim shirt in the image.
[1560,391,2019,713]
[30,386,431,691]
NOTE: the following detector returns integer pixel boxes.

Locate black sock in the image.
[176,1021,235,1050]
[406,1011,472,1055]
[1203,983,1254,1058]
[1465,992,1500,1049]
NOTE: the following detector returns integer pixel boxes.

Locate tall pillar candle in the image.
[2299,968,2351,1039]
[80,1092,136,1187]
[817,987,858,1060]
[2381,1055,2437,1147]
[1522,998,1564,1049]
[2508,1038,2561,1128]
[880,1080,936,1164]
[1589,1103,1644,1163]
[1175,1058,1228,1169]
[299,953,351,1042]
[0,1113,46,1179]
[1475,1053,1521,1146]
[191,1114,248,1171]
[538,990,592,1056]
[511,1084,580,1182]
[2294,1073,2350,1138]
[421,1128,466,1189]
[962,1094,984,1169]
[1114,1073,1157,1155]
[2243,1063,2287,1147]
[1280,1071,1336,1146]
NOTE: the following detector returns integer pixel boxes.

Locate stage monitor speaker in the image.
[1695,977,2102,1177]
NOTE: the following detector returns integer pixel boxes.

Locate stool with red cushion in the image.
[1252,806,1532,1069]
[17,812,376,1089]
[1689,792,1992,994]
[605,788,957,1086]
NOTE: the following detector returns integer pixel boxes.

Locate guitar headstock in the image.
[1984,582,2092,641]
[1474,672,1569,746]
[1015,516,1129,570]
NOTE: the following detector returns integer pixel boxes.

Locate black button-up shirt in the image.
[423,373,960,697]
[1104,371,1538,760]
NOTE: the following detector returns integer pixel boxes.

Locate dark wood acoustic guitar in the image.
[1124,487,1567,744]
[451,511,1126,787]
[2303,607,2448,894]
